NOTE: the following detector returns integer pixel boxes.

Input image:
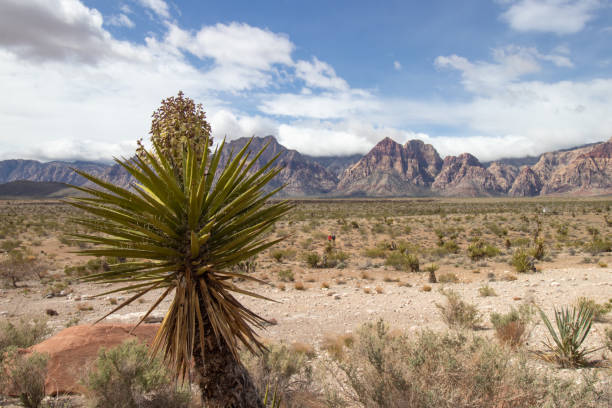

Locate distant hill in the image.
[0,180,73,198]
[1,136,612,198]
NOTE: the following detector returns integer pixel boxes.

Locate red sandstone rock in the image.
[23,324,160,395]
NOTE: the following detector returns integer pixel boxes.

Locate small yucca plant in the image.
[67,136,291,407]
[538,304,600,367]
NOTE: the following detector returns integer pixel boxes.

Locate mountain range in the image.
[1,135,611,197]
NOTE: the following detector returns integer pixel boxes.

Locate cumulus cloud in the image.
[394,61,402,70]
[136,0,170,19]
[0,0,113,63]
[435,45,572,93]
[0,0,610,163]
[500,0,602,34]
[166,22,293,70]
[295,57,349,91]
[107,13,134,28]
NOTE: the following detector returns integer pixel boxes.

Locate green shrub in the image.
[325,320,606,408]
[574,297,611,323]
[303,252,320,268]
[0,317,50,360]
[4,351,48,408]
[478,285,497,297]
[363,247,386,258]
[244,343,318,407]
[511,248,535,273]
[436,289,481,329]
[85,341,190,408]
[385,252,419,272]
[467,240,500,261]
[277,269,294,282]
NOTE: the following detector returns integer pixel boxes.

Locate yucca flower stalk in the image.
[67,136,291,407]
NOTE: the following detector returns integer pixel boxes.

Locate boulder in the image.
[23,324,160,395]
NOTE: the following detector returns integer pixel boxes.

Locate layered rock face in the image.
[431,153,505,197]
[2,136,612,197]
[336,137,443,196]
[218,136,339,197]
[508,167,543,197]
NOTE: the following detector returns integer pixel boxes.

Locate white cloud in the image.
[166,22,293,70]
[394,61,402,70]
[435,45,572,94]
[107,13,134,28]
[0,0,112,63]
[294,57,349,91]
[136,0,170,19]
[500,0,602,34]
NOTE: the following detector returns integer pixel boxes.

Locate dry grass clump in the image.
[438,272,459,283]
[421,285,432,292]
[436,289,481,329]
[375,286,384,294]
[324,320,608,408]
[478,284,497,297]
[244,342,321,407]
[321,333,354,360]
[320,281,330,289]
[294,281,305,291]
[490,304,534,348]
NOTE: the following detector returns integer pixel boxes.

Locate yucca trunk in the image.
[194,299,264,408]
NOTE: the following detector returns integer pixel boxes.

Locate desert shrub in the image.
[0,250,46,287]
[270,248,296,263]
[244,343,318,408]
[436,289,481,329]
[511,248,535,273]
[478,285,497,297]
[363,247,386,258]
[303,252,320,268]
[325,320,607,408]
[490,304,534,347]
[0,317,50,360]
[574,297,611,323]
[486,222,508,237]
[442,239,459,254]
[467,240,500,261]
[585,237,612,255]
[84,341,190,408]
[3,351,48,408]
[606,327,612,351]
[0,239,22,252]
[438,272,458,283]
[385,252,419,272]
[277,269,294,282]
[538,304,598,368]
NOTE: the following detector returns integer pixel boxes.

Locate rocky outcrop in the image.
[336,138,443,196]
[487,162,519,192]
[432,153,504,196]
[20,324,160,395]
[219,136,338,197]
[508,167,543,197]
[3,136,612,198]
[305,154,361,178]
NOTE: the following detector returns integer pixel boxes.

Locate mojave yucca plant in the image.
[538,304,600,368]
[67,137,291,407]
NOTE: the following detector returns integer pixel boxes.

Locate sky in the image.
[0,0,611,163]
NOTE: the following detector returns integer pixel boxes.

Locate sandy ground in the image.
[2,260,611,355]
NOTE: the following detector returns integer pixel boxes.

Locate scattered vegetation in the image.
[436,289,481,329]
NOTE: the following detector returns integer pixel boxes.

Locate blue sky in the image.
[0,0,611,162]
